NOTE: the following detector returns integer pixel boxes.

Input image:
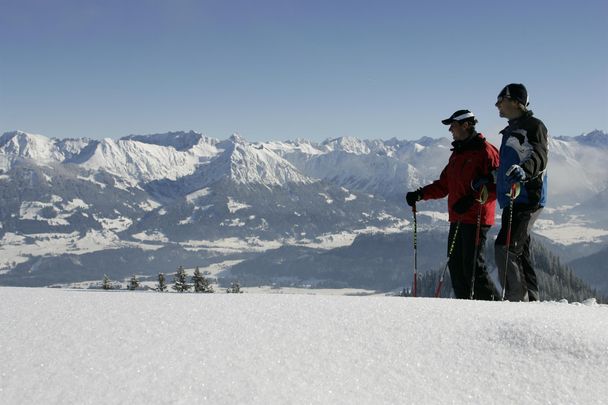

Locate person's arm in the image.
[420,165,449,200]
[520,120,548,180]
[484,143,500,200]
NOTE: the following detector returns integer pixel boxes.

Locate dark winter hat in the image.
[441,109,477,125]
[496,83,529,107]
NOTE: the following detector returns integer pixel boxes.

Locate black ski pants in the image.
[447,222,498,300]
[521,235,539,301]
[495,205,542,301]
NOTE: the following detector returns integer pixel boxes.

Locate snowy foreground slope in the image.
[1,288,607,404]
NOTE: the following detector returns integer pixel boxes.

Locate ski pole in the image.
[469,185,488,300]
[412,204,418,297]
[435,221,460,298]
[500,183,520,301]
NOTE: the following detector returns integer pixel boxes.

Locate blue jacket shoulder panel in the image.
[497,111,548,208]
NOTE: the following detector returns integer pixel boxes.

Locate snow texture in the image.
[1,287,606,404]
[77,138,201,184]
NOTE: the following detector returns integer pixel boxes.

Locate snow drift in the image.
[1,287,606,404]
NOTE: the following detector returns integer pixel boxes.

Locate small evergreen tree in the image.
[192,267,214,293]
[128,275,140,291]
[157,272,167,292]
[227,280,243,293]
[528,239,604,302]
[102,274,112,290]
[172,266,191,292]
[398,270,453,298]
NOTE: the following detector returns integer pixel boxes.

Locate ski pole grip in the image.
[477,184,489,204]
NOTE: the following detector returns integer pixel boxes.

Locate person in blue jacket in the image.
[494,83,548,301]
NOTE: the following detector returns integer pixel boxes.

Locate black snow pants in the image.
[495,205,542,301]
[447,222,498,300]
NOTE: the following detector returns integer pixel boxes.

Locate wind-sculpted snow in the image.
[0,288,606,404]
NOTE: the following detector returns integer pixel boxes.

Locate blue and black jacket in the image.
[496,111,548,209]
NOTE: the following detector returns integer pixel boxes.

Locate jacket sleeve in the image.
[484,143,500,201]
[521,120,548,179]
[421,165,449,200]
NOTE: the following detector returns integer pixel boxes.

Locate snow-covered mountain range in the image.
[1,129,606,290]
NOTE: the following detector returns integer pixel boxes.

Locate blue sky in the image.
[1,0,607,142]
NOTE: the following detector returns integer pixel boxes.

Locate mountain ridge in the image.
[1,129,606,289]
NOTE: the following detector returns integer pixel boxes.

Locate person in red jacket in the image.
[406,110,500,300]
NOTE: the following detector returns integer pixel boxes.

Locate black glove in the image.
[452,194,474,214]
[506,164,526,184]
[471,170,496,191]
[471,176,489,191]
[406,189,423,207]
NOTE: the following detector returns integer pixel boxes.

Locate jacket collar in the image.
[508,110,534,126]
[451,132,485,151]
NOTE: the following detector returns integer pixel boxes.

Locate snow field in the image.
[1,288,607,404]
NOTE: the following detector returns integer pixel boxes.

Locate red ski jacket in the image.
[420,133,499,225]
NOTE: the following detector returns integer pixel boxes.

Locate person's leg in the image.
[472,225,500,301]
[521,236,538,301]
[521,208,543,301]
[495,206,533,301]
[448,222,468,299]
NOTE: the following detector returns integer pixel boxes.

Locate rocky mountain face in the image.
[1,129,606,291]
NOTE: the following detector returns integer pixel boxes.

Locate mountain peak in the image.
[322,136,370,155]
[229,132,246,144]
[202,137,313,187]
[120,130,212,151]
[575,130,608,148]
[74,138,202,184]
[416,136,439,147]
[0,130,66,162]
[1,130,47,144]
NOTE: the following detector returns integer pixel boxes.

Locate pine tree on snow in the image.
[227,281,243,293]
[527,240,604,302]
[102,274,112,290]
[128,275,140,291]
[192,267,214,293]
[397,270,453,298]
[157,273,167,292]
[172,266,191,292]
